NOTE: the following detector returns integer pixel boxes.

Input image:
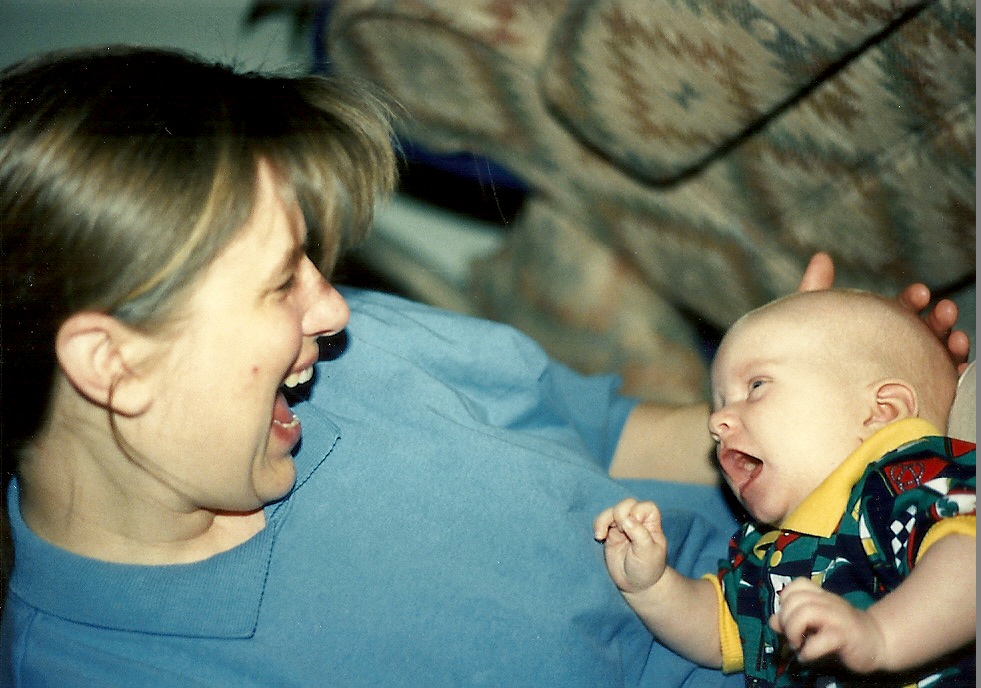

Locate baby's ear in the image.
[55,312,157,416]
[862,380,918,435]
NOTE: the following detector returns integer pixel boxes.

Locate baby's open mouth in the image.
[718,448,763,493]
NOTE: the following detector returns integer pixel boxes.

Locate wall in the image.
[0,0,303,70]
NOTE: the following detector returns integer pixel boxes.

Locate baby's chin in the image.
[741,499,788,528]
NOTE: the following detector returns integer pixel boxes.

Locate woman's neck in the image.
[17,421,264,566]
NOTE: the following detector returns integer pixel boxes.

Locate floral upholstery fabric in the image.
[326,0,975,403]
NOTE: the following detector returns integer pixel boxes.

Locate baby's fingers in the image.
[618,513,658,550]
[770,579,881,671]
[593,508,616,540]
[594,498,639,540]
[594,499,665,546]
[770,579,828,650]
[773,605,861,667]
[629,500,661,526]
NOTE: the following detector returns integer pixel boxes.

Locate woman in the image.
[0,46,968,687]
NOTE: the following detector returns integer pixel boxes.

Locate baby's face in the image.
[708,311,869,525]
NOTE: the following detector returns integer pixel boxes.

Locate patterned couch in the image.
[324,0,976,404]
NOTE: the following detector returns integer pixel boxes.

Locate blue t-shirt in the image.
[1,289,740,687]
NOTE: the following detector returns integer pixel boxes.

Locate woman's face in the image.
[130,163,349,512]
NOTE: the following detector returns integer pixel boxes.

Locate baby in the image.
[595,289,975,687]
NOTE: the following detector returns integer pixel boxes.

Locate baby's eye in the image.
[748,379,768,396]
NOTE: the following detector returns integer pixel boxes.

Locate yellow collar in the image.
[779,418,941,537]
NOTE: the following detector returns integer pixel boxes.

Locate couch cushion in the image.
[541,0,930,183]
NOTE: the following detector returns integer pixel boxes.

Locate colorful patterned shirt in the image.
[709,418,976,687]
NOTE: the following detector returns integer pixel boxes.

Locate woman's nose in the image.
[299,258,350,337]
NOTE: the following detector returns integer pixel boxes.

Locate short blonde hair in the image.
[1,45,397,464]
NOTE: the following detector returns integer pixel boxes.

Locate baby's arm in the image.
[771,533,976,674]
[594,499,723,668]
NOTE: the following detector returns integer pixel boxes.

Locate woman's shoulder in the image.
[338,287,552,371]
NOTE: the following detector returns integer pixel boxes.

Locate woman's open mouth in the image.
[270,390,302,451]
[281,361,317,405]
[283,365,314,390]
[271,363,316,448]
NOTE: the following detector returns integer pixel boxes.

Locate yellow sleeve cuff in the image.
[917,515,975,562]
[703,573,743,674]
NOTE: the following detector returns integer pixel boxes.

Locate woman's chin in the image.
[255,454,298,504]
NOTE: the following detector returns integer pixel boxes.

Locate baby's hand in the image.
[593,499,668,594]
[769,578,886,674]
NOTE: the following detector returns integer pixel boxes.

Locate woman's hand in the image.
[799,253,970,372]
[897,284,971,372]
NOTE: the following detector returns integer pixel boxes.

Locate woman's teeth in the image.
[283,366,314,389]
[274,412,300,429]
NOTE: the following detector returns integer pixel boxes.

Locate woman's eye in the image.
[277,274,297,293]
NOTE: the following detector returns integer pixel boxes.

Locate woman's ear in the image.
[862,379,918,435]
[55,312,157,416]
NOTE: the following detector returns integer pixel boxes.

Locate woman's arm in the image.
[609,402,716,484]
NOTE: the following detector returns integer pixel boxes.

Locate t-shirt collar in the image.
[6,401,339,638]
